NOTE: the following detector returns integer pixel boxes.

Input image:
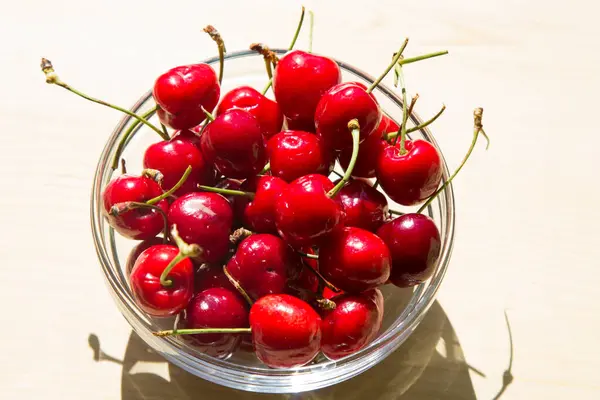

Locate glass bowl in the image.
[90,49,455,394]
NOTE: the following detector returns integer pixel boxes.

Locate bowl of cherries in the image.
[43,8,488,394]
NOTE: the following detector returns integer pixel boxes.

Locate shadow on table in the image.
[102,300,480,400]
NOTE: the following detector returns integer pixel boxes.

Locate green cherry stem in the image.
[297,251,319,259]
[109,201,169,242]
[40,58,169,141]
[111,106,160,170]
[197,185,255,199]
[400,50,448,66]
[394,63,409,154]
[153,327,252,337]
[389,209,405,216]
[366,38,409,94]
[204,25,226,85]
[328,119,361,197]
[202,107,215,122]
[384,104,446,142]
[416,107,489,214]
[259,162,271,174]
[160,225,202,287]
[301,259,342,293]
[223,267,254,305]
[147,166,193,205]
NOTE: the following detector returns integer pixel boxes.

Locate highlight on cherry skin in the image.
[42,6,491,371]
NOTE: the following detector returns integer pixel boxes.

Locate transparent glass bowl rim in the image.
[90,49,455,393]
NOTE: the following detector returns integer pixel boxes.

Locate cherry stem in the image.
[297,251,318,259]
[153,327,252,337]
[302,259,342,293]
[120,159,127,174]
[197,185,255,199]
[416,107,489,214]
[328,120,361,197]
[260,162,271,174]
[160,225,202,287]
[229,227,253,246]
[147,166,193,205]
[400,50,448,66]
[111,106,160,170]
[202,107,215,122]
[394,62,408,153]
[407,93,419,117]
[110,201,169,241]
[389,209,405,216]
[384,104,446,141]
[316,298,337,310]
[204,25,226,85]
[372,180,379,189]
[366,38,409,94]
[308,10,314,53]
[40,58,169,141]
[142,168,164,186]
[223,267,254,305]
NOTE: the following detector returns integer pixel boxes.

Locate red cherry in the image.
[273,50,341,124]
[125,237,165,275]
[214,178,245,227]
[275,174,344,248]
[200,109,267,179]
[319,227,391,293]
[226,234,302,300]
[285,116,315,133]
[315,82,382,151]
[236,175,287,233]
[153,64,220,130]
[102,174,169,240]
[194,264,235,293]
[320,288,384,360]
[376,213,441,287]
[182,288,249,357]
[143,138,216,196]
[267,130,335,183]
[216,86,283,140]
[167,192,233,263]
[338,114,399,178]
[129,244,194,317]
[336,178,388,233]
[376,139,442,206]
[250,294,322,368]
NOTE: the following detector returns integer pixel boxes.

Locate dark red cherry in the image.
[167,192,233,263]
[236,175,287,233]
[273,50,341,125]
[182,287,249,358]
[126,237,165,275]
[275,174,344,248]
[319,227,391,293]
[250,294,322,368]
[320,288,384,360]
[143,138,216,196]
[129,244,194,317]
[336,178,388,233]
[216,85,283,140]
[153,64,220,130]
[102,174,169,240]
[194,264,235,293]
[338,114,399,178]
[267,130,335,183]
[376,139,442,206]
[315,82,382,151]
[226,234,302,300]
[285,116,315,133]
[200,109,267,179]
[376,213,441,287]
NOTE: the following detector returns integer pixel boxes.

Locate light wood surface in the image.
[2,0,599,398]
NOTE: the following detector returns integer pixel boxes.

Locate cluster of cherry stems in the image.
[42,7,488,369]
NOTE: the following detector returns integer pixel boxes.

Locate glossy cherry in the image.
[376,213,441,287]
[194,264,235,293]
[273,50,341,126]
[167,192,233,263]
[102,174,169,240]
[216,86,283,140]
[200,109,267,179]
[125,236,165,275]
[319,227,391,293]
[153,64,220,130]
[143,137,216,196]
[129,244,195,317]
[226,234,302,300]
[320,288,384,360]
[182,288,249,357]
[336,178,388,233]
[338,114,399,178]
[376,139,442,206]
[250,294,322,368]
[236,175,287,233]
[315,82,382,151]
[275,174,344,248]
[267,130,335,183]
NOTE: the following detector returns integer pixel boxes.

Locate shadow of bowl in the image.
[120,300,476,400]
